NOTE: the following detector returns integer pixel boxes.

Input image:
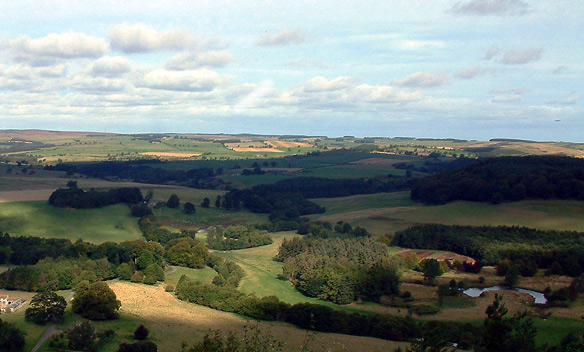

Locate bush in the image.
[134,325,149,340]
[166,194,180,209]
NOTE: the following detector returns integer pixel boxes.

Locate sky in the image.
[0,0,582,141]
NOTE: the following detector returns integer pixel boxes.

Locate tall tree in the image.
[25,291,67,325]
[72,281,121,320]
[476,294,537,352]
[166,194,180,209]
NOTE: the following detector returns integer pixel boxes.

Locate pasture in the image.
[153,206,268,230]
[313,193,584,235]
[96,281,406,352]
[0,201,142,243]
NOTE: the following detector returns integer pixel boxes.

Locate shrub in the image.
[134,325,149,340]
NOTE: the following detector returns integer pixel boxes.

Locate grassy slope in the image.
[153,206,268,229]
[312,191,584,235]
[0,201,142,243]
[213,232,388,316]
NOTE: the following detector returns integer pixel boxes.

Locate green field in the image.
[312,193,584,235]
[0,201,143,243]
[164,265,217,286]
[312,191,415,215]
[153,206,268,229]
[214,232,387,316]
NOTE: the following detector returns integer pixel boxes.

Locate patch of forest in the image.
[275,236,398,304]
[206,225,273,251]
[411,155,584,204]
[49,161,224,188]
[48,186,143,208]
[392,224,584,272]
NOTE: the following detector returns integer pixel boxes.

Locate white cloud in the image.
[349,84,423,103]
[256,29,306,46]
[455,66,483,79]
[8,32,108,65]
[393,72,450,88]
[109,24,197,53]
[71,76,127,94]
[233,80,273,113]
[452,0,532,16]
[502,48,542,64]
[90,56,132,77]
[141,69,232,92]
[37,65,66,77]
[491,95,523,104]
[397,40,446,50]
[165,51,233,70]
[546,95,579,105]
[304,76,358,92]
[490,88,528,95]
[484,45,500,60]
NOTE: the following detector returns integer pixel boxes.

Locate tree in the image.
[423,259,442,285]
[144,263,165,282]
[118,341,157,352]
[72,281,121,320]
[134,325,149,340]
[67,180,78,188]
[183,202,195,214]
[201,197,210,208]
[25,291,67,325]
[215,196,221,208]
[144,190,154,203]
[166,194,180,209]
[0,318,26,352]
[116,263,134,281]
[505,265,520,288]
[476,294,537,352]
[67,320,98,351]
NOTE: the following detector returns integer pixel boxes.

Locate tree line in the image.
[392,224,584,272]
[48,186,143,209]
[411,155,584,204]
[174,274,478,348]
[50,161,223,189]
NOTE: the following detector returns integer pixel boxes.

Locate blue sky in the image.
[0,0,582,141]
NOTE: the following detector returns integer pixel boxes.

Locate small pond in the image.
[463,285,547,304]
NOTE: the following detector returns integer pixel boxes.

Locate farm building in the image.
[0,295,26,313]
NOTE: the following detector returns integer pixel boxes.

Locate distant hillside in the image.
[411,155,584,204]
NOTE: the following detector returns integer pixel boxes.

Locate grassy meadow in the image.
[0,201,142,243]
[312,191,584,235]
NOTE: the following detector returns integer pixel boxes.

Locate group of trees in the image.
[206,225,273,251]
[49,187,143,209]
[72,281,121,320]
[296,220,371,238]
[165,237,209,269]
[275,236,399,304]
[53,161,223,189]
[392,224,584,269]
[175,274,477,347]
[0,319,26,352]
[0,233,170,291]
[411,155,584,204]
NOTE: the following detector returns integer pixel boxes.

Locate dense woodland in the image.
[392,224,584,272]
[275,236,399,304]
[50,161,223,189]
[48,186,143,209]
[206,225,273,251]
[411,155,584,204]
